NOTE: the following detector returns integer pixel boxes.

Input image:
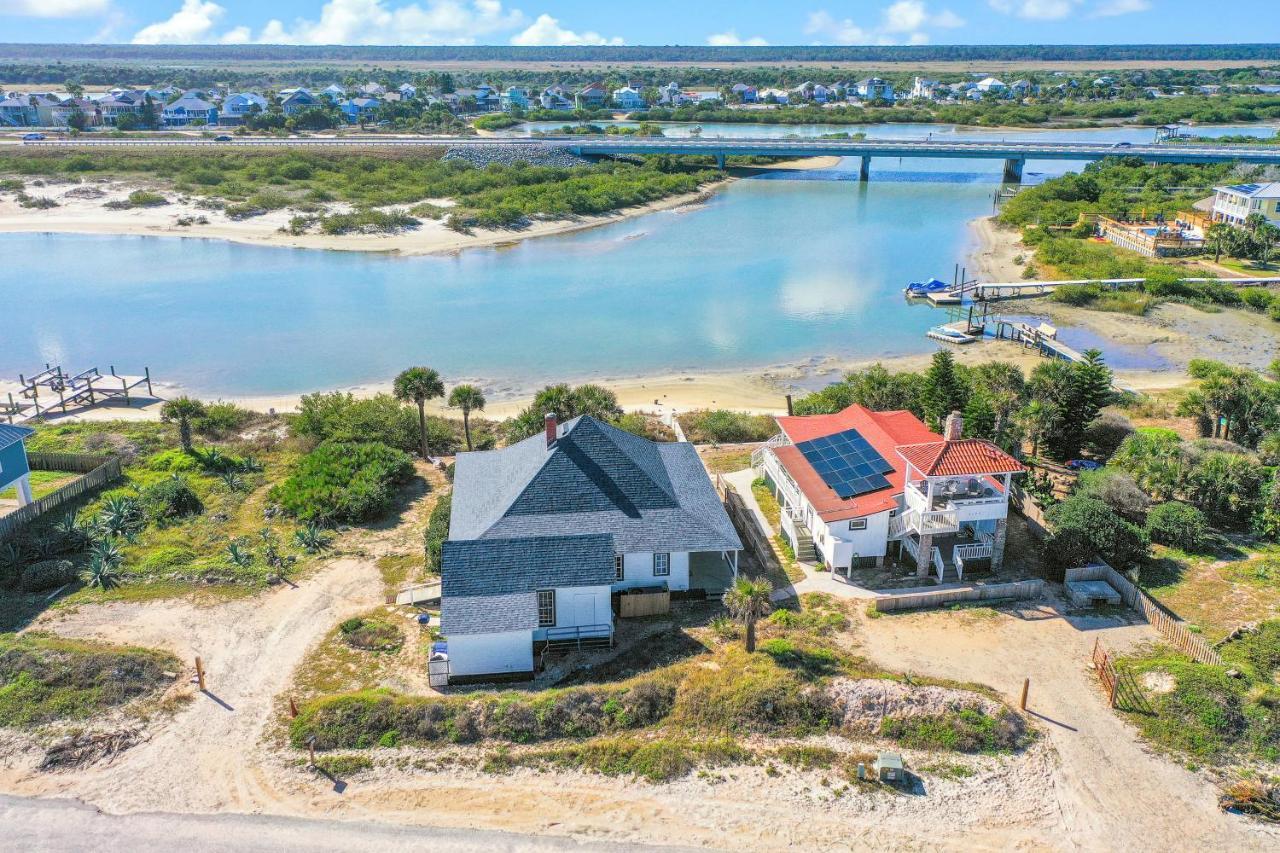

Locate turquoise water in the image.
[4,123,1272,397]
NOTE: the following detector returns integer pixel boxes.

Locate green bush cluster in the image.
[293,391,460,455]
[339,617,404,652]
[677,409,778,444]
[879,708,1028,753]
[1144,502,1210,551]
[270,441,414,524]
[1044,494,1150,574]
[139,474,204,523]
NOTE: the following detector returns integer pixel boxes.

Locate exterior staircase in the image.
[793,523,818,563]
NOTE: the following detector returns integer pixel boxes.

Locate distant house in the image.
[0,96,37,127]
[575,82,608,109]
[219,92,268,125]
[439,414,742,682]
[322,84,347,99]
[280,90,320,116]
[51,98,103,128]
[976,77,1006,94]
[1211,182,1280,227]
[731,83,758,103]
[855,78,894,101]
[690,90,722,104]
[538,86,573,111]
[397,83,417,99]
[0,424,35,508]
[755,406,1022,580]
[612,86,646,111]
[96,97,141,126]
[909,77,940,100]
[455,85,500,113]
[359,82,387,97]
[792,81,831,103]
[759,88,790,105]
[339,97,381,123]
[1009,79,1038,98]
[162,95,217,126]
[500,87,530,112]
[657,81,683,106]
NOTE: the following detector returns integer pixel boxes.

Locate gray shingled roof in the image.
[441,533,615,635]
[449,416,741,554]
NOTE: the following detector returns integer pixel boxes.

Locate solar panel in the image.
[795,427,895,500]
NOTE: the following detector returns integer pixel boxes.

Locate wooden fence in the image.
[715,475,783,580]
[1091,638,1155,713]
[618,589,671,618]
[1067,564,1224,666]
[0,454,121,542]
[873,579,1045,613]
[1009,483,1050,538]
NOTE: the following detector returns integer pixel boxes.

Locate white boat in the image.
[926,325,977,345]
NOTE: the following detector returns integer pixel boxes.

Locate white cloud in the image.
[806,3,965,45]
[707,30,769,47]
[1091,0,1150,17]
[132,0,233,44]
[7,0,110,17]
[134,0,528,46]
[987,0,1081,20]
[510,13,622,45]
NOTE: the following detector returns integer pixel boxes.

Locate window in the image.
[849,518,867,531]
[615,555,624,581]
[536,590,555,627]
[889,508,897,518]
[653,552,671,576]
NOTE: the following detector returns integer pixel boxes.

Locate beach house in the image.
[575,82,608,109]
[219,92,268,124]
[612,86,646,111]
[500,87,530,111]
[855,78,895,101]
[440,414,742,682]
[162,94,217,126]
[731,83,759,103]
[0,95,37,126]
[280,89,320,116]
[1210,182,1280,227]
[753,406,1022,582]
[539,86,574,111]
[909,77,941,100]
[0,424,35,508]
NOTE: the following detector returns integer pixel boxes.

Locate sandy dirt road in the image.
[857,599,1280,851]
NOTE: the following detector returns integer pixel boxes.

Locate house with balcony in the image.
[500,86,530,112]
[219,92,268,125]
[162,95,217,126]
[855,78,894,101]
[612,86,646,111]
[0,95,37,127]
[441,413,742,682]
[280,89,320,116]
[753,405,1022,583]
[1210,182,1280,227]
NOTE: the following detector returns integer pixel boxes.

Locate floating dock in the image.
[3,364,157,424]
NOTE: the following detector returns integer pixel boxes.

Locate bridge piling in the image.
[859,156,871,182]
[715,153,725,171]
[1002,158,1025,184]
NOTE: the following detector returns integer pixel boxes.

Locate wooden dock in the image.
[3,364,157,424]
[940,275,1280,304]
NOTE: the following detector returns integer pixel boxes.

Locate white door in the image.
[574,594,595,628]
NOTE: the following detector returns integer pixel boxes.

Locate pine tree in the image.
[921,350,967,431]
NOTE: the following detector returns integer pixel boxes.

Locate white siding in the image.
[815,509,893,568]
[614,551,690,592]
[448,630,533,677]
[536,584,613,637]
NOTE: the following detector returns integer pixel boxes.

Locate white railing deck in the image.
[953,542,993,581]
[931,547,945,581]
[902,534,921,564]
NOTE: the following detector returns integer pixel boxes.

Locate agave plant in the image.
[52,509,91,552]
[219,471,246,492]
[0,542,23,587]
[197,447,230,473]
[82,552,122,590]
[88,537,124,569]
[238,454,264,473]
[226,540,254,568]
[97,495,145,539]
[293,523,332,554]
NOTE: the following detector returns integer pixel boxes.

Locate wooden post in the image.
[307,735,317,768]
[289,696,299,718]
[1020,677,1029,711]
[195,656,206,691]
[1109,674,1118,708]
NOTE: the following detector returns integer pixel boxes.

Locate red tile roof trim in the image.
[895,439,1025,477]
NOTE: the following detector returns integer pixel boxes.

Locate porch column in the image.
[15,474,33,507]
[990,519,1008,572]
[915,533,933,578]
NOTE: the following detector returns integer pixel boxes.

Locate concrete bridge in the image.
[19,135,1280,183]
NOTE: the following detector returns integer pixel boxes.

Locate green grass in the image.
[879,707,1028,754]
[483,735,752,783]
[313,753,374,777]
[0,469,77,500]
[1117,622,1280,763]
[0,632,179,729]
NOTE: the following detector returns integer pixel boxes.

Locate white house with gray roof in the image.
[440,414,742,682]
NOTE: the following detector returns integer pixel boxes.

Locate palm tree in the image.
[393,366,445,458]
[448,384,486,451]
[723,577,774,653]
[160,396,207,453]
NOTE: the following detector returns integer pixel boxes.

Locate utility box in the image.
[873,752,905,784]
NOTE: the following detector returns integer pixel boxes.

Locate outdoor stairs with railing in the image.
[793,524,817,563]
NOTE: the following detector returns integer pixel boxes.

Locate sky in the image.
[1,0,1276,48]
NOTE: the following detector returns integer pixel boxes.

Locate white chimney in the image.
[944,410,963,441]
[545,413,558,448]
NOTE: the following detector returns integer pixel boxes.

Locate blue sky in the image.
[3,1,1276,47]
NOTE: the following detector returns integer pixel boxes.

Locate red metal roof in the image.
[772,405,939,523]
[895,439,1024,478]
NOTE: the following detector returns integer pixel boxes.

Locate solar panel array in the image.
[795,428,895,499]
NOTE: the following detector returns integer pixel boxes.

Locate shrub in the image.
[193,401,255,437]
[146,448,202,472]
[1044,495,1149,574]
[423,494,451,572]
[139,475,204,523]
[270,441,414,524]
[1145,502,1210,551]
[339,617,404,652]
[18,559,77,592]
[1082,412,1134,460]
[678,410,777,444]
[127,189,167,207]
[1075,469,1150,521]
[292,392,458,454]
[880,708,1027,753]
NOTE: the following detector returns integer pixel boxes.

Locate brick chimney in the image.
[943,410,963,441]
[545,412,558,448]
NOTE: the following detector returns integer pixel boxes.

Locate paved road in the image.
[17,135,1280,165]
[1,794,690,853]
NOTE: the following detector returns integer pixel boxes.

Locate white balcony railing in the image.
[953,542,993,581]
[931,546,945,581]
[902,533,920,564]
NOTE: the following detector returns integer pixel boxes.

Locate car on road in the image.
[1111,141,1133,148]
[1066,459,1103,471]
[21,132,45,141]
[213,134,233,141]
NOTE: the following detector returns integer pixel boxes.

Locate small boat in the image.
[904,278,951,296]
[927,325,977,345]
